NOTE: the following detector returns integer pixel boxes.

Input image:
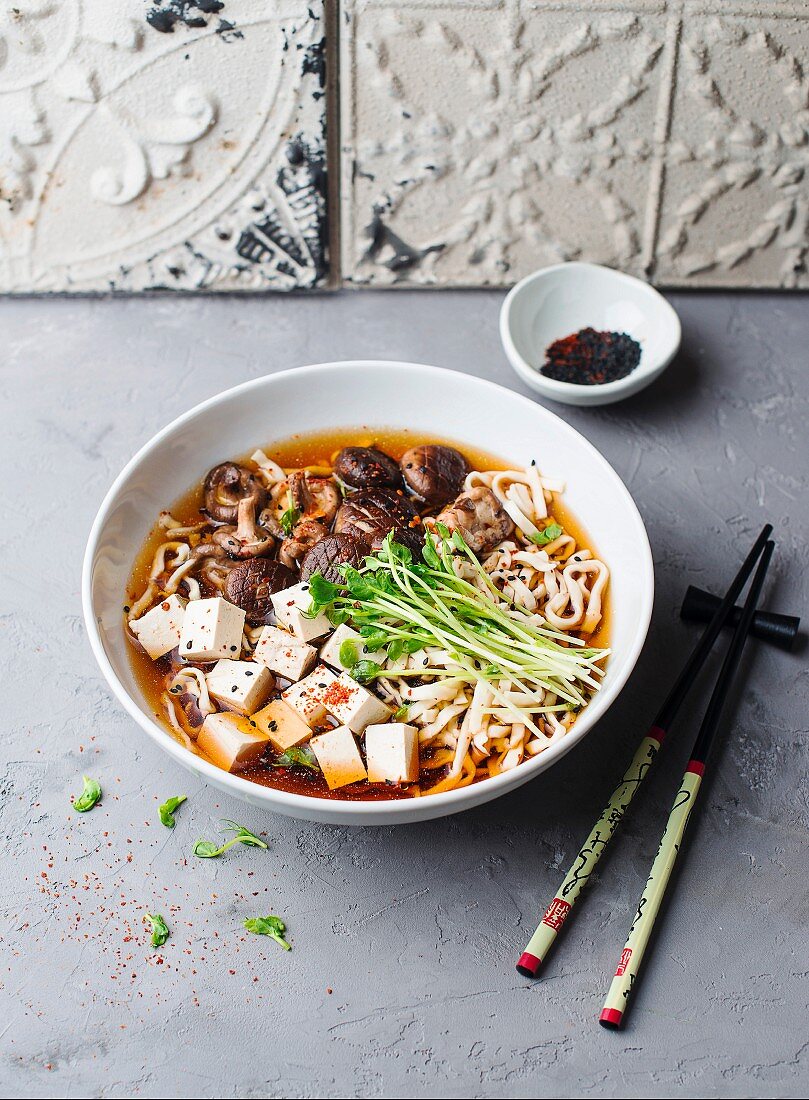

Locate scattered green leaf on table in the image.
[244,915,291,950]
[145,912,169,947]
[193,820,268,859]
[73,776,102,813]
[158,795,187,828]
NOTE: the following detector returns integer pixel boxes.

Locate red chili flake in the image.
[540,327,641,386]
[323,682,353,707]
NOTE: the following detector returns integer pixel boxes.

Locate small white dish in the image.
[500,262,681,407]
[83,361,654,826]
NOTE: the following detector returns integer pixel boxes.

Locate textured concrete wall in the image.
[1,290,807,1097]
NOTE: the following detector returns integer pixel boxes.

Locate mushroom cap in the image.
[203,463,266,525]
[333,446,402,491]
[300,532,370,584]
[400,445,469,510]
[224,559,297,625]
[436,485,514,557]
[334,488,419,545]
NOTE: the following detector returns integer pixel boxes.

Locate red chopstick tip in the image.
[685,759,706,776]
[648,724,666,744]
[599,1007,624,1030]
[516,952,541,978]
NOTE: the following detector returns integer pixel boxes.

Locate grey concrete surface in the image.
[1,290,807,1100]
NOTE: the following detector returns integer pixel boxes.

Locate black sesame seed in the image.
[245,670,253,677]
[231,685,238,692]
[230,645,237,652]
[268,720,278,732]
[186,642,193,650]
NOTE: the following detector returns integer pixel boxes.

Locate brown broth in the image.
[126,428,609,800]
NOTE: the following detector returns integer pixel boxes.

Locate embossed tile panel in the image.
[340,0,809,288]
[0,1,328,292]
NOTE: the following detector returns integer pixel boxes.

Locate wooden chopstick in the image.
[516,523,773,978]
[599,539,775,1028]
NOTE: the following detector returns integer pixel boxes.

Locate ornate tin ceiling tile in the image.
[0,1,329,292]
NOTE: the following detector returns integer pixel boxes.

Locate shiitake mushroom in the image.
[400,445,468,510]
[224,558,296,625]
[203,463,266,525]
[300,532,369,584]
[333,488,419,546]
[333,446,402,491]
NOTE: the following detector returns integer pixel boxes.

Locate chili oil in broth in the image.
[126,428,609,801]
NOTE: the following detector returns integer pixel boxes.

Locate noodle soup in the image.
[125,430,609,801]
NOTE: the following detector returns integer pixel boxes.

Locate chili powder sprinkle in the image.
[540,327,641,386]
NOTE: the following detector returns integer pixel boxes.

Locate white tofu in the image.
[179,597,245,662]
[365,723,420,784]
[253,699,313,752]
[270,581,331,642]
[205,660,274,715]
[281,664,337,728]
[321,672,392,733]
[254,625,317,682]
[197,712,269,773]
[309,725,367,789]
[130,594,187,660]
[319,624,386,672]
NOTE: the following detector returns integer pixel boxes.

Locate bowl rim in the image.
[500,261,682,400]
[82,359,654,821]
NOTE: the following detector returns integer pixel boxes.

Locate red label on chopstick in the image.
[615,947,633,976]
[541,897,571,931]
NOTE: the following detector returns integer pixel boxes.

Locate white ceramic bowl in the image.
[83,361,654,825]
[500,262,681,407]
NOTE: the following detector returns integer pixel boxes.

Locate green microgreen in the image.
[271,745,318,771]
[158,795,187,828]
[339,638,359,668]
[193,820,268,859]
[145,912,170,948]
[72,776,102,813]
[280,489,301,536]
[243,915,291,951]
[303,526,608,739]
[530,522,563,546]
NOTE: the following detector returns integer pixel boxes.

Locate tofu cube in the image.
[130,595,187,660]
[365,723,420,784]
[309,725,367,790]
[281,664,337,728]
[197,712,269,773]
[321,672,392,733]
[254,625,317,682]
[204,660,274,716]
[270,581,331,642]
[319,624,386,672]
[179,597,245,662]
[253,699,313,752]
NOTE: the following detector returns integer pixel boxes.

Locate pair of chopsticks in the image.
[517,524,776,1029]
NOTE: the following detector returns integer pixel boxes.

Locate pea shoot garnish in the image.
[72,776,102,813]
[193,820,268,859]
[279,489,301,536]
[145,912,170,948]
[304,527,605,736]
[244,915,291,951]
[271,745,318,771]
[158,795,187,828]
[530,522,563,546]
